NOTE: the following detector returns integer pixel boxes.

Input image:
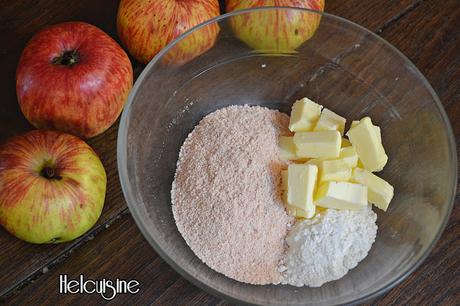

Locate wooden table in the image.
[0,0,458,305]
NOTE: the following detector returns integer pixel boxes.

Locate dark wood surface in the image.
[0,0,458,305]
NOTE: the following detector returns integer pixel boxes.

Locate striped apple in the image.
[0,130,106,244]
[16,22,133,139]
[226,0,325,52]
[117,0,220,65]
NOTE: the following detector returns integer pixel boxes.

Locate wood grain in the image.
[325,0,423,33]
[380,0,460,108]
[368,1,460,304]
[0,0,458,304]
[0,0,137,296]
[5,214,223,305]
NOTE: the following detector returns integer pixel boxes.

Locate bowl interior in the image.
[118,8,456,305]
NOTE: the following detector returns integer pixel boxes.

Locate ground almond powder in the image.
[171,105,293,285]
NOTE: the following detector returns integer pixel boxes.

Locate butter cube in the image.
[278,136,299,160]
[320,159,351,183]
[296,208,310,219]
[339,146,358,168]
[283,206,312,219]
[314,181,368,210]
[286,205,297,217]
[287,164,317,218]
[342,137,352,147]
[306,148,357,172]
[316,206,327,213]
[351,168,394,211]
[351,120,382,143]
[305,159,323,187]
[288,98,323,132]
[305,158,323,168]
[294,131,341,159]
[314,108,346,135]
[281,170,289,204]
[347,117,387,172]
[374,125,382,143]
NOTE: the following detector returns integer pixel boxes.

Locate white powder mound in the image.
[280,206,377,287]
[171,105,293,285]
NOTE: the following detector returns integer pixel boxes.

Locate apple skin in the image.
[226,0,325,52]
[0,130,106,244]
[117,0,220,65]
[16,22,133,139]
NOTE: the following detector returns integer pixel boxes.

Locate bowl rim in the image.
[117,6,457,306]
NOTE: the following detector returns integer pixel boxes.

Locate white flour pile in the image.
[171,105,293,285]
[280,206,377,287]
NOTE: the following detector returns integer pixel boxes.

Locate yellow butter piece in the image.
[282,171,301,217]
[287,164,317,218]
[314,119,338,133]
[339,146,358,168]
[305,159,323,188]
[314,108,346,135]
[294,131,341,159]
[351,168,394,211]
[347,117,387,172]
[281,170,289,204]
[342,137,352,147]
[306,147,357,172]
[278,136,300,160]
[320,159,351,183]
[288,98,323,132]
[314,181,368,210]
[286,205,297,217]
[305,158,323,167]
[295,208,310,219]
[351,120,382,143]
[374,125,382,143]
[316,206,327,213]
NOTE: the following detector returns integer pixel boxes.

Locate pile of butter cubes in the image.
[280,97,394,218]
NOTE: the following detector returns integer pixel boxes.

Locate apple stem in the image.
[52,50,80,66]
[41,167,62,180]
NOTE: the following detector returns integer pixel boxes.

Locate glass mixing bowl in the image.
[117,7,457,305]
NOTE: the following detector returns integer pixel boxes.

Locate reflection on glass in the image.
[227,3,324,53]
[163,23,220,66]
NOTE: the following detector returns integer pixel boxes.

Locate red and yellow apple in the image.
[16,22,133,139]
[226,0,325,52]
[117,0,220,65]
[0,130,106,244]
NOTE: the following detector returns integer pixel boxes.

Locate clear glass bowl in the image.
[117,7,457,305]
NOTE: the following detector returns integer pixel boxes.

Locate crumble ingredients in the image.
[172,100,383,287]
[280,206,377,287]
[171,105,293,285]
